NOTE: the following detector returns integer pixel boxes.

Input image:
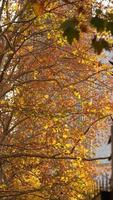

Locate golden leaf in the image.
[19,97,24,106]
[44,94,49,99]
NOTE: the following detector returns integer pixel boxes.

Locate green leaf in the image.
[96,9,102,15]
[90,16,105,32]
[92,37,102,54]
[106,21,113,35]
[61,18,79,29]
[101,38,110,50]
[61,18,80,44]
[107,12,113,20]
[63,27,79,44]
[92,36,110,54]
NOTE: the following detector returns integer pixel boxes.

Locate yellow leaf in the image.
[74,91,81,99]
[63,134,68,139]
[53,117,59,122]
[47,32,51,39]
[33,71,38,80]
[88,101,92,106]
[15,88,20,94]
[44,94,49,99]
[19,97,24,106]
[44,124,48,129]
[0,100,6,104]
[65,143,71,148]
[69,85,74,89]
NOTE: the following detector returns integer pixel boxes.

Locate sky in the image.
[97,0,113,6]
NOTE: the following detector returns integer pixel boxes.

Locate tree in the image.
[0,0,112,199]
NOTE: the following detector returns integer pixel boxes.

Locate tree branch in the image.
[0,153,110,161]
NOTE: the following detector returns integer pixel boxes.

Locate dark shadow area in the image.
[101,191,111,200]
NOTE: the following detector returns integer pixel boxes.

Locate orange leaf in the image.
[32,2,44,16]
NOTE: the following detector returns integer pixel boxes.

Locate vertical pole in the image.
[111,125,113,199]
[102,174,104,191]
[105,173,108,191]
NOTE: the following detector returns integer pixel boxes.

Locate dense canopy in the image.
[0,0,113,199]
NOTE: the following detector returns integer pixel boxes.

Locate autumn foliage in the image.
[0,0,112,199]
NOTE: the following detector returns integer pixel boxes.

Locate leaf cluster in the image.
[92,36,110,54]
[91,9,113,34]
[61,8,113,54]
[61,18,80,44]
[90,9,113,54]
